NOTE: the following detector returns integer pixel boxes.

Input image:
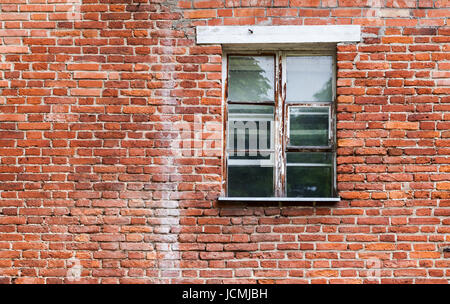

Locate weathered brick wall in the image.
[0,0,449,283]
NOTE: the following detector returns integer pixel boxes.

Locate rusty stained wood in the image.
[221,53,228,197]
[274,52,285,197]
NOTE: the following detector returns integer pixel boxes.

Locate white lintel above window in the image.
[196,25,361,45]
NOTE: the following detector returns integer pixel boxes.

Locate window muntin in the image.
[225,52,336,198]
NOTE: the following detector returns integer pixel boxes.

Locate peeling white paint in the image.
[151,37,181,283]
[66,254,82,282]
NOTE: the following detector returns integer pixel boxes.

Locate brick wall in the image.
[0,0,449,283]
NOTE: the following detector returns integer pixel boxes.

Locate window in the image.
[223,51,337,200]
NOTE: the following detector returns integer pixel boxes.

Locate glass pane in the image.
[287,167,332,197]
[228,164,274,197]
[228,105,274,154]
[286,152,333,198]
[286,56,333,102]
[228,56,274,102]
[287,152,333,164]
[289,106,329,147]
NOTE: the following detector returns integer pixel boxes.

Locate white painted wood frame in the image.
[196,25,361,45]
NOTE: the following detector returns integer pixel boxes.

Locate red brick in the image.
[0,0,447,285]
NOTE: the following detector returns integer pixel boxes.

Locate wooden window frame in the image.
[220,50,339,202]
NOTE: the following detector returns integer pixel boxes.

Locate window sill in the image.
[217,197,341,202]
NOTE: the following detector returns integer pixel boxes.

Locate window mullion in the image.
[274,52,281,197]
[281,52,287,197]
[274,52,286,197]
